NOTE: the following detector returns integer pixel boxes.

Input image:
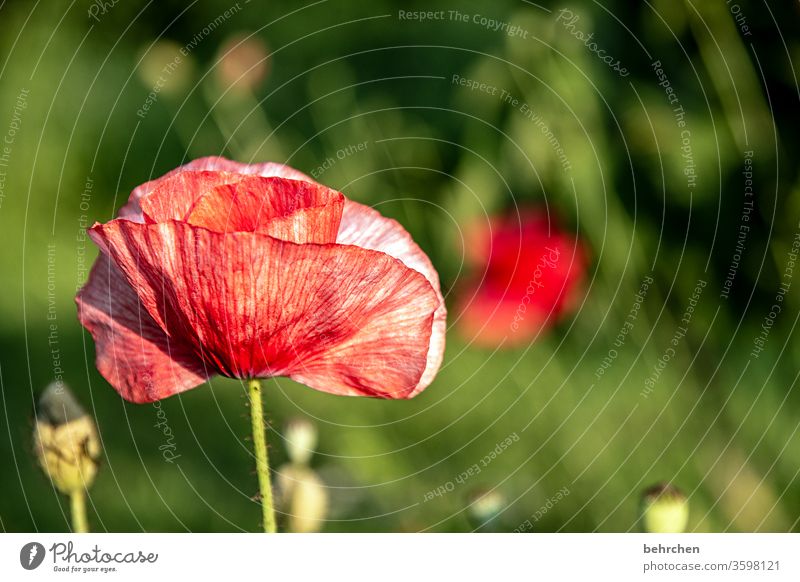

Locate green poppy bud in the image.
[277,464,328,533]
[136,40,194,98]
[33,383,101,494]
[641,483,689,533]
[467,488,506,528]
[284,417,318,466]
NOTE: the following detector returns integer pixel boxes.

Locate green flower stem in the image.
[248,378,277,533]
[70,489,89,533]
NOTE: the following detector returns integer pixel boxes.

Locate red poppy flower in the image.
[76,157,446,403]
[457,210,585,347]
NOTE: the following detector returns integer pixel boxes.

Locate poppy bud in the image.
[641,483,689,533]
[277,464,329,533]
[136,40,194,98]
[215,34,270,93]
[33,383,101,494]
[467,488,506,528]
[284,417,318,466]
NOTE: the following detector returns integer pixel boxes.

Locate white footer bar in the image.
[2,533,798,580]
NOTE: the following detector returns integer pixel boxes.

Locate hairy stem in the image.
[248,378,277,533]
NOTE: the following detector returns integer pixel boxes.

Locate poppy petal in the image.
[336,200,446,396]
[75,254,209,403]
[176,156,312,180]
[120,157,310,221]
[138,171,241,223]
[89,220,439,398]
[185,176,344,243]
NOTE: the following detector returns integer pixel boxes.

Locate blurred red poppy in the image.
[76,157,446,403]
[457,210,585,347]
